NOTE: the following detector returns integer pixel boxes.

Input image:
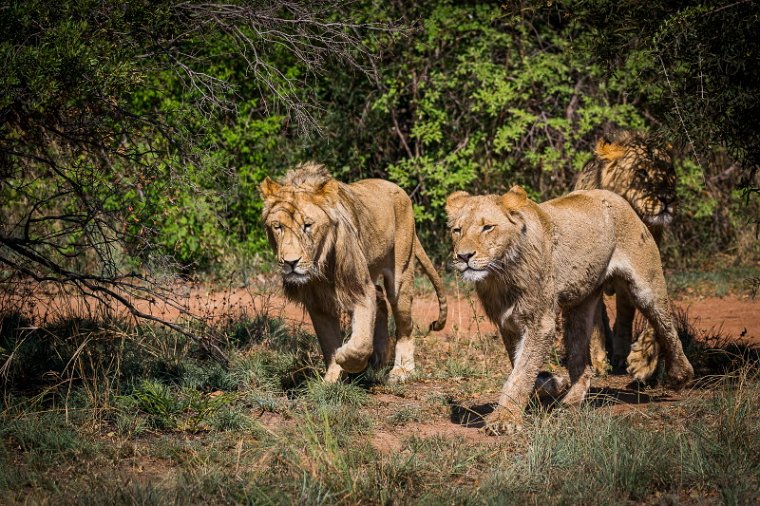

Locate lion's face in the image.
[445,187,528,283]
[591,135,676,227]
[260,179,336,285]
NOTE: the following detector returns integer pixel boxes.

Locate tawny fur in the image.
[260,162,447,383]
[574,130,676,376]
[446,186,693,434]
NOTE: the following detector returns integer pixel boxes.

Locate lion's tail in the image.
[414,235,447,331]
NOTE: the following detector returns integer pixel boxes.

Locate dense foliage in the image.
[1,0,758,290]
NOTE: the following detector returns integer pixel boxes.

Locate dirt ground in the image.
[169,284,759,443]
[13,280,758,346]
[152,284,760,346]
[184,284,755,446]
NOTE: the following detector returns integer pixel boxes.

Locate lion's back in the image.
[349,178,415,230]
[542,189,657,301]
[547,188,649,235]
[350,178,411,206]
[334,178,417,269]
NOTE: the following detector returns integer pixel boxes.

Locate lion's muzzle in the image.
[453,253,490,282]
[281,257,312,284]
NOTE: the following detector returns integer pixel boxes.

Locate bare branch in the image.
[168,1,389,133]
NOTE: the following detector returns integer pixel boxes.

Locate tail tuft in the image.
[428,300,446,331]
[429,320,445,332]
[626,327,660,382]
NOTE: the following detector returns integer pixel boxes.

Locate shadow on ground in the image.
[447,381,678,429]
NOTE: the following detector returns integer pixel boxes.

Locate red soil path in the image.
[8,282,759,346]
[196,287,760,346]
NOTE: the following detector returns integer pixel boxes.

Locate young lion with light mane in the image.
[446,186,693,434]
[260,163,447,383]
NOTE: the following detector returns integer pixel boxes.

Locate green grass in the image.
[302,377,371,409]
[667,265,760,297]
[389,406,424,425]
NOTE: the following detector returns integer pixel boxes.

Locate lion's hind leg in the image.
[611,281,636,371]
[589,299,612,376]
[634,300,692,387]
[619,264,693,387]
[561,294,598,407]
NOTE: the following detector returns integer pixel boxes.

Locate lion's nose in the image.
[457,251,475,263]
[283,258,301,270]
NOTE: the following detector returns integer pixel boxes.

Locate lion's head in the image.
[259,162,368,307]
[445,186,534,283]
[260,163,339,285]
[575,130,676,228]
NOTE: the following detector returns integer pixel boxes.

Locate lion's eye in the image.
[451,227,461,235]
[303,222,312,232]
[271,223,282,231]
[482,224,494,232]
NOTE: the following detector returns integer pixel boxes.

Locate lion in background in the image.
[574,130,677,377]
[259,163,447,383]
[445,185,693,434]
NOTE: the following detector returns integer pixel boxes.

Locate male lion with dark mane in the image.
[574,130,677,377]
[260,163,447,382]
[446,186,692,435]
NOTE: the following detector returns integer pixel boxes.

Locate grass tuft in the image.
[303,378,370,409]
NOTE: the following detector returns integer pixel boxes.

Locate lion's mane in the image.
[574,130,675,235]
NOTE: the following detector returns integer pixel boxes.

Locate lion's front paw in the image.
[534,371,569,398]
[323,364,343,383]
[483,407,523,436]
[334,344,371,373]
[626,328,660,382]
[387,365,414,384]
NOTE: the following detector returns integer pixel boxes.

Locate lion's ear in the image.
[445,191,470,215]
[502,185,528,211]
[315,179,340,204]
[594,138,626,162]
[259,177,281,199]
